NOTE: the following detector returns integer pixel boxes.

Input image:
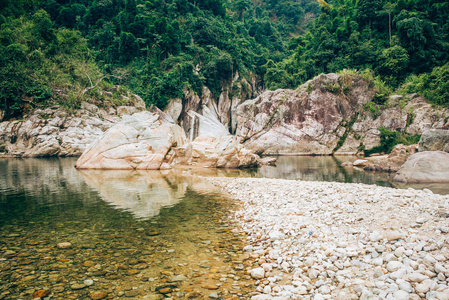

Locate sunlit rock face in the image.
[77,169,187,219]
[75,111,187,170]
[75,110,261,170]
[235,73,376,155]
[234,74,449,156]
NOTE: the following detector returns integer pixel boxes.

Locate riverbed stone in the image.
[251,268,265,279]
[89,291,108,300]
[207,177,449,299]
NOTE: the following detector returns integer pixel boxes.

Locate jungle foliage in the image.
[2,0,448,119]
[267,0,449,105]
[0,0,320,118]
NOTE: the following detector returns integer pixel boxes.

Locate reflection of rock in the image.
[77,169,187,219]
[393,151,449,183]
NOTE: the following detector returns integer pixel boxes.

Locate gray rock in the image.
[393,151,449,183]
[419,129,449,152]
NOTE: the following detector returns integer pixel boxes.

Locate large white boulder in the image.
[75,111,187,170]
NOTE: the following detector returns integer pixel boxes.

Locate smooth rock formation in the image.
[394,151,449,183]
[75,111,187,170]
[419,129,449,152]
[75,109,261,169]
[236,73,376,155]
[174,107,261,168]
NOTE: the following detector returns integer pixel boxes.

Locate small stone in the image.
[393,290,410,300]
[142,295,163,300]
[209,292,219,298]
[415,279,432,293]
[408,272,429,282]
[369,231,384,242]
[202,285,218,290]
[33,290,50,298]
[84,279,94,286]
[57,242,72,248]
[250,267,265,279]
[387,261,403,272]
[71,283,86,290]
[158,288,172,294]
[440,227,449,233]
[263,285,272,294]
[397,279,413,293]
[126,269,139,275]
[394,247,405,257]
[125,290,141,297]
[319,285,331,294]
[386,231,402,241]
[168,275,187,282]
[89,291,108,300]
[353,159,368,166]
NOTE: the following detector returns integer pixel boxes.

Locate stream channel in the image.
[1,156,448,300]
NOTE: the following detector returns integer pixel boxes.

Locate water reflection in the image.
[257,156,395,186]
[77,169,188,219]
[0,158,254,300]
[186,156,449,195]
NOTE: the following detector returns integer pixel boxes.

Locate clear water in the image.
[189,156,449,195]
[1,155,447,299]
[0,158,253,300]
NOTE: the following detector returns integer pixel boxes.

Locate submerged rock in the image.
[393,151,449,183]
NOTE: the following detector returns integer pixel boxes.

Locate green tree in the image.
[376,45,409,87]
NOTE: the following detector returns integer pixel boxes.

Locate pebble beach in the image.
[207,177,449,300]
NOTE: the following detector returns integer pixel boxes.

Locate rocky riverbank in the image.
[207,177,449,300]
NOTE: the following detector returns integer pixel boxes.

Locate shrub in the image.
[401,63,449,106]
[364,126,420,155]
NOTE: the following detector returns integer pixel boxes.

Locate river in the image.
[0,156,447,300]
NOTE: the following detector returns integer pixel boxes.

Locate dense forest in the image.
[268,0,449,104]
[0,0,448,120]
[0,0,319,119]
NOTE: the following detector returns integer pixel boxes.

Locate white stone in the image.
[387,261,404,272]
[251,268,265,279]
[415,279,432,293]
[57,242,72,248]
[393,290,410,300]
[407,272,429,282]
